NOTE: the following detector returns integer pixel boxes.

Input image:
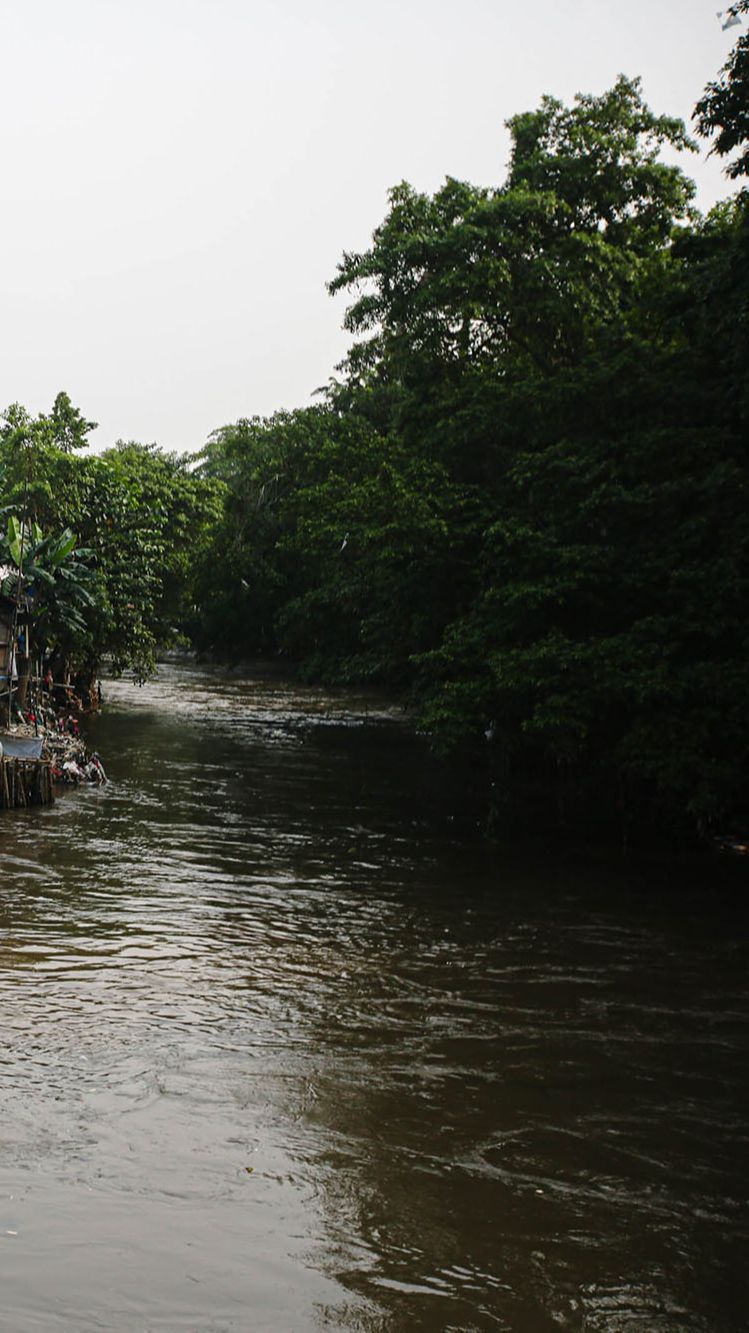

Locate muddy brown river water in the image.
[0,662,747,1331]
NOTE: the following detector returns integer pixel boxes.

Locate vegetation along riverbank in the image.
[1,21,748,844]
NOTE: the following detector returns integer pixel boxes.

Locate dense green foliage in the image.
[696,1,749,179]
[3,35,748,839]
[0,517,97,650]
[0,407,222,681]
[194,62,749,837]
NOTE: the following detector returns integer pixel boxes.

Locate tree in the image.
[0,405,223,682]
[285,75,746,833]
[0,393,97,529]
[0,518,97,659]
[695,2,749,179]
[79,442,223,680]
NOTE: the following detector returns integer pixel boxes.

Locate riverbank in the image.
[0,704,106,812]
[158,652,749,864]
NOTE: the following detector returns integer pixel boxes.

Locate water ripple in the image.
[0,663,747,1330]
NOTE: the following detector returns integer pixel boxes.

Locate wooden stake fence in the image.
[0,757,55,810]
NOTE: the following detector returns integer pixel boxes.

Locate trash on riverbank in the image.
[0,686,107,809]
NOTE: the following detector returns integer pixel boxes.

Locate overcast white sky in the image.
[0,0,739,453]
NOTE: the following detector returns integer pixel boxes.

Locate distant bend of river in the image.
[0,662,747,1331]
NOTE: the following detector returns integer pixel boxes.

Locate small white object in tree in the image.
[717,9,742,29]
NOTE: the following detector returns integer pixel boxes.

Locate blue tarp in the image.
[0,734,44,760]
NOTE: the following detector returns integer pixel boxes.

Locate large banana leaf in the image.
[7,515,23,566]
[24,562,56,587]
[45,529,78,567]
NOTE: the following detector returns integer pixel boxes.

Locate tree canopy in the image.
[4,35,749,842]
[190,62,749,838]
[695,1,749,178]
[0,401,222,681]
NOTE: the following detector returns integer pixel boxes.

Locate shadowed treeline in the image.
[2,18,748,840]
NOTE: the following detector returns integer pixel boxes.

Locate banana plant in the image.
[0,516,98,643]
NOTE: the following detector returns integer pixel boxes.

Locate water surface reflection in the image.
[0,663,747,1330]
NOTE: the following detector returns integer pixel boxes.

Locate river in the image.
[0,662,747,1331]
